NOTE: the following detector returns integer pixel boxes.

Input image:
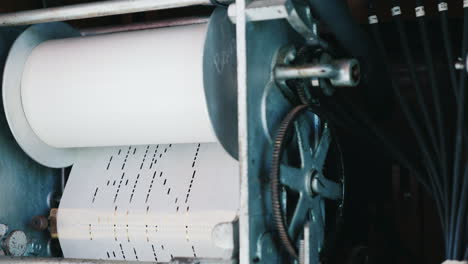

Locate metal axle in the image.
[274,59,360,87]
[275,64,336,80]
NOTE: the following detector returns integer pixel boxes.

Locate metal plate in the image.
[2,22,80,168]
[0,27,61,258]
[242,18,302,263]
[203,7,238,159]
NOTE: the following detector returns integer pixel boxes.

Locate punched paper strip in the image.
[58,143,239,262]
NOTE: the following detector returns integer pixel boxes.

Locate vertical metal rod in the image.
[298,239,305,264]
[303,223,310,264]
[236,0,249,262]
[313,114,321,149]
[60,168,65,192]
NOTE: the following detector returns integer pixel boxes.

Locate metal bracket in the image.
[228,0,318,44]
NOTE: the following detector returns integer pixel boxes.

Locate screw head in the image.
[4,230,28,256]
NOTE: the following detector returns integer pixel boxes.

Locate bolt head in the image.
[4,230,28,256]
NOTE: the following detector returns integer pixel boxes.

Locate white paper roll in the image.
[21,23,216,148]
[58,143,239,262]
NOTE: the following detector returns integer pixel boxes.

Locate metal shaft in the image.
[274,58,360,87]
[80,16,209,36]
[275,64,336,80]
[0,0,212,26]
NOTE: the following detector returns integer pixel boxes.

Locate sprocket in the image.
[270,104,345,263]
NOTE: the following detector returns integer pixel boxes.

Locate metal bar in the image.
[274,64,337,80]
[274,59,360,87]
[0,0,212,26]
[236,0,249,263]
[80,16,209,36]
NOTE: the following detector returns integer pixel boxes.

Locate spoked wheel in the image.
[271,104,345,264]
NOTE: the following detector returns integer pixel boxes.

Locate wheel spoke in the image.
[280,165,306,192]
[313,126,331,171]
[288,195,310,241]
[311,173,343,200]
[295,116,313,169]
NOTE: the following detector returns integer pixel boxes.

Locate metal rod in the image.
[275,64,337,80]
[80,16,209,36]
[0,0,212,26]
[274,59,360,87]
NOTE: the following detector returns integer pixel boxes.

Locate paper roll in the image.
[21,23,216,148]
[58,143,239,262]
